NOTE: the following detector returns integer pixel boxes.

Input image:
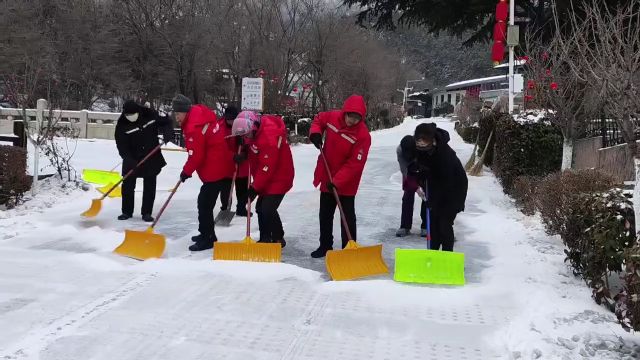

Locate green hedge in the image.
[0,145,30,208]
[477,113,499,166]
[454,121,478,144]
[492,114,563,194]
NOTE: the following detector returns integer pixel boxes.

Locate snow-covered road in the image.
[1,117,639,359]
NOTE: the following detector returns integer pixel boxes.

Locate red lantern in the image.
[550,82,558,90]
[524,94,534,101]
[292,86,298,93]
[496,0,508,21]
[258,69,266,78]
[491,41,506,65]
[493,22,507,42]
[545,69,552,76]
[542,52,549,61]
[527,80,535,89]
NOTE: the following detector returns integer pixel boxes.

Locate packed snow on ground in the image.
[1,117,639,359]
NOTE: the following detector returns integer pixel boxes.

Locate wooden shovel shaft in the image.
[320,149,354,241]
[151,179,182,229]
[226,145,243,211]
[101,144,162,200]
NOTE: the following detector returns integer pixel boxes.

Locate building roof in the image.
[445,75,508,90]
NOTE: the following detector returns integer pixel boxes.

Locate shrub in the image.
[536,170,616,236]
[492,115,563,194]
[0,145,30,208]
[618,245,640,332]
[477,112,499,166]
[454,121,479,144]
[511,175,541,216]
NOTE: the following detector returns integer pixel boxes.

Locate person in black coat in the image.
[114,100,171,222]
[407,123,468,251]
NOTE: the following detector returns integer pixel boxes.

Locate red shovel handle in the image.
[320,149,354,241]
[150,179,183,229]
[100,144,162,199]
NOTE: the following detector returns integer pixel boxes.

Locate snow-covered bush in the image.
[0,145,30,208]
[492,114,563,194]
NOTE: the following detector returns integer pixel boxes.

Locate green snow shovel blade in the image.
[394,248,465,285]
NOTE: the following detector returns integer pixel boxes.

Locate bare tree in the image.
[523,31,596,170]
[556,0,640,229]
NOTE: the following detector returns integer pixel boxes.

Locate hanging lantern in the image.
[524,94,534,101]
[550,82,558,90]
[491,0,509,65]
[491,41,506,65]
[542,52,549,61]
[527,80,536,89]
[292,86,298,93]
[545,68,552,76]
[258,69,266,78]
[496,0,508,21]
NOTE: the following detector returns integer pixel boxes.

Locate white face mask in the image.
[125,113,139,122]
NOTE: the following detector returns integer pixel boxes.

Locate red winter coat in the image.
[245,115,294,195]
[223,122,250,178]
[181,105,235,182]
[310,95,371,196]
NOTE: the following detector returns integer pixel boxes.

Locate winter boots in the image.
[189,234,217,251]
[257,237,286,248]
[142,214,154,222]
[117,214,132,220]
[395,228,410,237]
[311,246,332,259]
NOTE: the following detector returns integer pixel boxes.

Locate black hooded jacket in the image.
[114,101,170,177]
[408,127,468,213]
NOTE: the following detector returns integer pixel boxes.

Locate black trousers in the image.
[429,208,457,251]
[122,176,156,216]
[400,190,427,230]
[219,177,249,214]
[319,192,356,249]
[256,194,285,242]
[198,179,232,239]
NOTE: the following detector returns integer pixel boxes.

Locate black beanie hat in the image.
[122,100,141,115]
[224,105,240,120]
[414,123,437,141]
[172,94,192,113]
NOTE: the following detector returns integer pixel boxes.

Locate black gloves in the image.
[247,186,258,201]
[309,133,322,150]
[180,171,191,183]
[234,152,247,164]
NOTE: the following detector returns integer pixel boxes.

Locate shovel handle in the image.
[320,149,354,242]
[101,144,162,200]
[246,164,253,238]
[151,179,183,229]
[226,145,243,211]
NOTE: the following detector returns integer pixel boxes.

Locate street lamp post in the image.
[400,79,424,114]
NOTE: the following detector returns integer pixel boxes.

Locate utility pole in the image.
[508,0,515,114]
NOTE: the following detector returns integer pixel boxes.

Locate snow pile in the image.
[512,109,555,125]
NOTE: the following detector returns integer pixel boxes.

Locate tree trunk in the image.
[561,136,574,171]
[634,156,640,236]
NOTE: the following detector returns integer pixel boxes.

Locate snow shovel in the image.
[114,179,182,260]
[213,165,281,262]
[214,146,242,227]
[394,182,465,285]
[81,145,161,218]
[321,150,389,281]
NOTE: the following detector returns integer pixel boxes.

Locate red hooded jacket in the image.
[309,95,371,196]
[181,105,235,182]
[223,121,250,179]
[245,115,294,195]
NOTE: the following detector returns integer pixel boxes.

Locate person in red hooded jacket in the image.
[172,94,235,251]
[219,105,250,217]
[230,111,294,248]
[307,94,371,258]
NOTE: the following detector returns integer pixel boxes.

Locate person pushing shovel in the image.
[115,100,172,222]
[307,94,371,258]
[228,111,294,248]
[407,123,468,251]
[172,94,235,251]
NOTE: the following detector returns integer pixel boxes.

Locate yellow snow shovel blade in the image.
[82,169,122,185]
[325,240,389,281]
[81,199,102,218]
[213,236,281,262]
[114,227,166,260]
[97,182,122,198]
